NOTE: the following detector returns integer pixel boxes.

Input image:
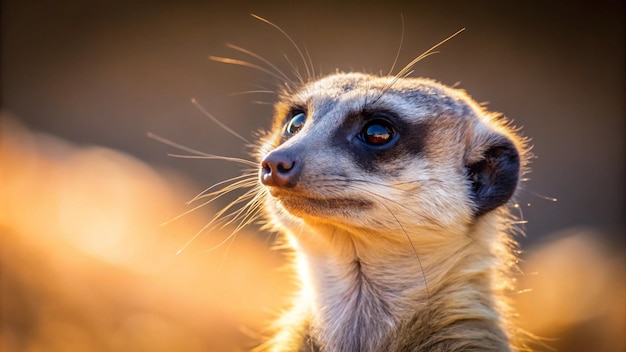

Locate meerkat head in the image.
[258,72,524,241]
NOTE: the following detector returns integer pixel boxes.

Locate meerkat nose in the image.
[260,151,302,187]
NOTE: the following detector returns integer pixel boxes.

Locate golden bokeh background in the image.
[2,1,624,351]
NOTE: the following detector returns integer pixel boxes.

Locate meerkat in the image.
[250,70,529,352]
[203,21,530,352]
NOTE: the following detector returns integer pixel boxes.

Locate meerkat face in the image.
[258,72,521,236]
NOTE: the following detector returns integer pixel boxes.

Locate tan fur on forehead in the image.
[276,72,521,138]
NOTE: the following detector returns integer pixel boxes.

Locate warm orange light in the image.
[1,119,623,351]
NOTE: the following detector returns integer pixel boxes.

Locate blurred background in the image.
[1,1,624,351]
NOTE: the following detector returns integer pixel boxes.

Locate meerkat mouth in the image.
[269,189,373,214]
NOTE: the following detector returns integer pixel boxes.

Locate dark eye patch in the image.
[331,109,429,173]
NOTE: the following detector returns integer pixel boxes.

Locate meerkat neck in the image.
[288,219,513,352]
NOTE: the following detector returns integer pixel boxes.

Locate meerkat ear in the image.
[466,137,520,216]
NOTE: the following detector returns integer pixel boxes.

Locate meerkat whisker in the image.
[176,218,218,255]
[372,28,464,105]
[251,14,313,82]
[189,97,251,144]
[162,194,226,227]
[199,192,267,253]
[380,201,433,324]
[148,132,240,159]
[303,46,316,81]
[167,154,257,166]
[346,183,445,229]
[189,174,257,204]
[385,13,405,77]
[231,194,266,233]
[528,190,558,202]
[189,181,257,208]
[250,100,276,106]
[393,28,465,80]
[191,179,257,206]
[281,52,305,85]
[216,188,264,229]
[200,224,246,253]
[228,90,277,96]
[163,177,256,226]
[177,186,262,255]
[226,43,299,86]
[209,56,291,87]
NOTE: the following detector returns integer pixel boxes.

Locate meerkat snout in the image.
[260,150,302,188]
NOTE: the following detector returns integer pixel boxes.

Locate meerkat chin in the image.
[250,71,530,352]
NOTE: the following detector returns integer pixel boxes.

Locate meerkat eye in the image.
[359,120,395,146]
[284,112,306,136]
